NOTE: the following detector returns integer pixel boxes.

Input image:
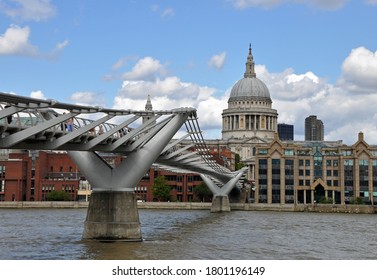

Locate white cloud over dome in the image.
[111,46,377,144]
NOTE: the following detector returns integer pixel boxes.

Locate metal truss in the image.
[0,91,245,192]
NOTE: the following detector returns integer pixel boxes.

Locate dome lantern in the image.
[228,46,271,103]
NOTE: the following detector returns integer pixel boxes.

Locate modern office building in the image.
[305,115,324,141]
[278,123,294,141]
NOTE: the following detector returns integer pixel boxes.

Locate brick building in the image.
[0,150,81,202]
[0,147,235,203]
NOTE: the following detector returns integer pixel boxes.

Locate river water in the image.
[0,208,376,260]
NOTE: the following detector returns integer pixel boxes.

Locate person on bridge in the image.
[66,116,73,132]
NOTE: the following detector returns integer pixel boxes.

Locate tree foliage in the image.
[194,182,212,202]
[152,176,171,201]
[235,153,245,170]
[46,190,70,201]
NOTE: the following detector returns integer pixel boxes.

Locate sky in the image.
[1,0,377,145]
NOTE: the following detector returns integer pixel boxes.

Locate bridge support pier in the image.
[200,167,247,213]
[83,191,141,241]
[211,195,231,212]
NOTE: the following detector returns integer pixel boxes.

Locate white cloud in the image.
[229,0,348,10]
[30,90,45,99]
[112,57,126,70]
[120,76,216,100]
[208,51,227,69]
[1,0,56,21]
[338,47,377,93]
[111,47,377,144]
[150,4,175,18]
[123,56,168,81]
[55,39,69,51]
[71,91,106,107]
[262,47,377,144]
[256,65,327,101]
[0,25,38,56]
[113,56,225,138]
[161,8,175,18]
[365,0,377,4]
[0,25,69,58]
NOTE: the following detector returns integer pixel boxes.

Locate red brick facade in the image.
[0,147,235,202]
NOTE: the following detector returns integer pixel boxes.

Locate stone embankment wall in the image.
[0,201,375,214]
[0,201,89,208]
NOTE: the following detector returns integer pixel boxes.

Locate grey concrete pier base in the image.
[82,191,142,241]
[211,195,231,212]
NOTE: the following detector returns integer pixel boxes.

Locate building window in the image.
[344,159,354,203]
[271,159,281,203]
[343,150,352,156]
[259,149,268,155]
[359,159,369,193]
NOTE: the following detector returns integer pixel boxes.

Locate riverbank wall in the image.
[0,201,375,213]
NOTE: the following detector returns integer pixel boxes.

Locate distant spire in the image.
[145,94,153,111]
[244,44,256,78]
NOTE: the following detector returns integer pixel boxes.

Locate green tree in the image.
[235,153,245,170]
[350,197,364,205]
[46,190,70,201]
[152,176,171,201]
[194,182,212,202]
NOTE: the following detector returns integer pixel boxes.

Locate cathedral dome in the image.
[228,45,271,103]
[229,77,271,102]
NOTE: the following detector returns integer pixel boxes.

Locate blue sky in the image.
[1,0,377,144]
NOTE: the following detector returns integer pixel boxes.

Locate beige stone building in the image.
[254,132,377,205]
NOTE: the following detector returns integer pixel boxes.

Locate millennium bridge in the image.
[0,92,247,241]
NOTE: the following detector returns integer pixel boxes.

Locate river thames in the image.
[0,208,377,260]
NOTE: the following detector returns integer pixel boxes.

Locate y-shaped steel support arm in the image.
[69,112,190,192]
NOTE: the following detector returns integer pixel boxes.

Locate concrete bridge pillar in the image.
[82,191,141,241]
[200,167,248,213]
[211,195,231,212]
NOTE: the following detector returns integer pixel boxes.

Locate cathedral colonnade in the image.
[222,113,277,132]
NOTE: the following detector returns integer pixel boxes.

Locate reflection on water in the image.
[1,208,377,259]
